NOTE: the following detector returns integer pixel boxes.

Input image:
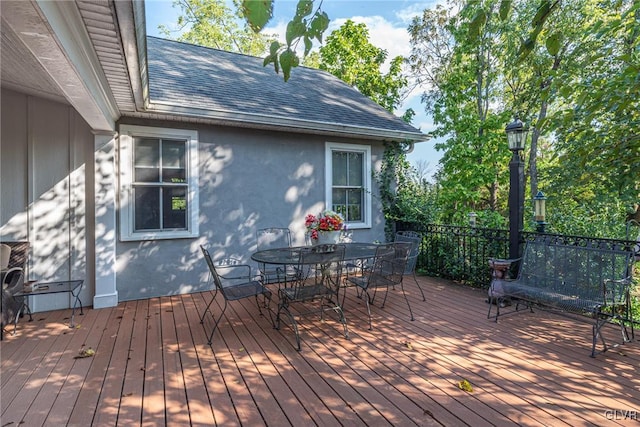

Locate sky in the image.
[144,0,444,178]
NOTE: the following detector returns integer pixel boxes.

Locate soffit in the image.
[0,0,139,133]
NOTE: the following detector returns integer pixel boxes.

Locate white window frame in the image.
[119,125,199,241]
[325,142,372,229]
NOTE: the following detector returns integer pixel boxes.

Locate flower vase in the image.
[312,230,341,246]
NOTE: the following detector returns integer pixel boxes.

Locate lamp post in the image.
[505,117,527,260]
[533,191,547,233]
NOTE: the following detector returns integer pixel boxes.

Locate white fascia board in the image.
[147,101,429,143]
[34,0,119,132]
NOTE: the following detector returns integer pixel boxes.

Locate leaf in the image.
[532,0,551,28]
[303,36,313,56]
[269,41,281,56]
[545,32,562,56]
[242,0,273,33]
[286,18,306,45]
[499,0,512,20]
[457,379,473,392]
[279,49,297,82]
[310,11,330,42]
[468,10,487,39]
[74,347,95,359]
[295,0,313,18]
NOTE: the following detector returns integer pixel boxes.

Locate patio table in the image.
[251,242,380,267]
[12,279,84,332]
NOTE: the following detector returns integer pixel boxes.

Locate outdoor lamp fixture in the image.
[468,212,477,227]
[533,191,547,233]
[505,116,528,259]
[505,117,527,152]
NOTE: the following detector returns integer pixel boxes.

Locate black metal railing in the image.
[396,222,638,289]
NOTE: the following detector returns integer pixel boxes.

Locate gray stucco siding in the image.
[115,119,386,301]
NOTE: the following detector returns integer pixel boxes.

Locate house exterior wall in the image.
[0,88,95,312]
[116,118,388,301]
[0,89,389,307]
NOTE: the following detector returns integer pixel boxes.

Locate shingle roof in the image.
[146,36,426,142]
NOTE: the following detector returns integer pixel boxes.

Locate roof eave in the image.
[146,102,429,143]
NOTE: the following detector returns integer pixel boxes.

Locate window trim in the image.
[119,125,199,241]
[325,142,371,229]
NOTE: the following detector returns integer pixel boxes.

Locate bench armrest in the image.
[602,277,632,306]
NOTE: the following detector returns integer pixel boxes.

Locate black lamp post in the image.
[505,117,527,260]
[533,191,547,233]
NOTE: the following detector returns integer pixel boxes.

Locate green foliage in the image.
[242,0,329,81]
[405,0,639,240]
[408,1,512,221]
[316,20,408,112]
[160,0,275,56]
[374,143,440,241]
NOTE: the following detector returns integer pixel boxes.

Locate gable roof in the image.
[145,37,426,143]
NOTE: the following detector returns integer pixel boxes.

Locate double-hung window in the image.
[325,142,371,229]
[119,125,199,241]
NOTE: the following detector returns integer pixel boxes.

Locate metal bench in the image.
[487,236,636,357]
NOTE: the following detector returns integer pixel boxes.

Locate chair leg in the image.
[257,291,275,328]
[335,305,349,339]
[277,302,302,351]
[362,288,374,330]
[411,273,426,301]
[400,283,414,321]
[200,288,219,324]
[207,298,228,346]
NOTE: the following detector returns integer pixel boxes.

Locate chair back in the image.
[395,231,421,275]
[292,244,346,298]
[200,246,225,292]
[257,228,292,250]
[369,243,396,275]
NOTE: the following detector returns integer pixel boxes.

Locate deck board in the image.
[2,276,639,426]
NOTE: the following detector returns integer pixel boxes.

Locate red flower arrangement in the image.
[305,210,345,241]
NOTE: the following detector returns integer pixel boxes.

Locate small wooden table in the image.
[13,280,84,332]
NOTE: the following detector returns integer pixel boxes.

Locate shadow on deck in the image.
[1,276,639,426]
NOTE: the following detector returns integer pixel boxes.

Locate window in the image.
[325,142,371,229]
[119,125,199,241]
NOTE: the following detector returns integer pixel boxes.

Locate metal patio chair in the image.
[395,231,426,301]
[276,244,348,351]
[256,227,298,286]
[1,241,30,340]
[200,246,272,345]
[345,242,413,329]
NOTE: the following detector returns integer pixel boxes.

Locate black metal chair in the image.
[395,231,426,301]
[1,241,30,340]
[200,246,272,345]
[276,244,348,351]
[345,242,413,329]
[256,227,297,286]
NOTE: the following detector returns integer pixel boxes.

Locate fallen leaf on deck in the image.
[404,341,413,350]
[74,348,95,359]
[457,379,473,392]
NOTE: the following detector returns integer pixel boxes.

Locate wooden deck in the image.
[2,276,639,426]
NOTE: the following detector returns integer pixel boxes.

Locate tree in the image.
[316,20,408,112]
[408,0,511,221]
[159,0,275,56]
[499,0,639,221]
